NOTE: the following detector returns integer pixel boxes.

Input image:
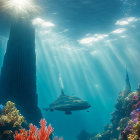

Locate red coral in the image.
[39,119,54,140]
[14,119,53,140]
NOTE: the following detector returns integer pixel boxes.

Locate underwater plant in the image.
[0,101,24,140]
[0,101,24,128]
[121,91,140,140]
[14,119,54,140]
[127,114,140,140]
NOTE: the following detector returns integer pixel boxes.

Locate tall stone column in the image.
[0,18,42,125]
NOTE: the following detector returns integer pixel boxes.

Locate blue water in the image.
[0,0,140,140]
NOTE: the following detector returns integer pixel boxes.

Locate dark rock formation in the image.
[90,71,132,140]
[0,18,42,125]
[125,72,131,91]
[122,70,131,97]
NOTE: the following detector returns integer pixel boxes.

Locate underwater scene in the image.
[0,0,140,140]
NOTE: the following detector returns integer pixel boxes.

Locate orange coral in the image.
[14,119,53,140]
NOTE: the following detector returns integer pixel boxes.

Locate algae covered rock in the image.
[89,72,134,140]
[0,101,24,128]
[0,101,24,140]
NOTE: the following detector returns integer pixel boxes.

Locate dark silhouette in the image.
[0,18,42,125]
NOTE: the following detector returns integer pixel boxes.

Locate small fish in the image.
[0,104,4,113]
[136,108,140,112]
[86,110,90,112]
[0,104,3,110]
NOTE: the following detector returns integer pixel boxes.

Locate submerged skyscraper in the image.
[0,18,42,125]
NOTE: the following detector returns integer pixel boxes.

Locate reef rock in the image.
[90,72,134,140]
[0,101,24,140]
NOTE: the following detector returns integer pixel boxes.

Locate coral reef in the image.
[0,130,13,140]
[0,101,24,128]
[0,101,55,140]
[0,101,24,140]
[127,118,140,139]
[14,119,54,140]
[90,73,140,140]
[121,106,140,139]
[91,90,131,140]
[91,84,140,140]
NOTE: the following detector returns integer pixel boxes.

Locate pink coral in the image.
[54,136,64,140]
[14,119,53,140]
[132,95,139,100]
[130,110,138,120]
